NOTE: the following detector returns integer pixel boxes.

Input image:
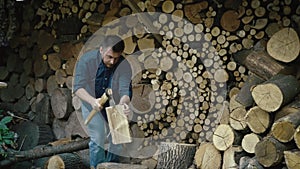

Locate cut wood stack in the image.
[1,0,300,168]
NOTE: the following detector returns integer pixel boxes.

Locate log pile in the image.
[0,0,300,168]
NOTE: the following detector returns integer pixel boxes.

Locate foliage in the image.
[0,111,16,158]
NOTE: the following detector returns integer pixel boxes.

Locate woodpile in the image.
[0,0,300,168]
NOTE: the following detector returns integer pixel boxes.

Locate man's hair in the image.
[101,35,125,53]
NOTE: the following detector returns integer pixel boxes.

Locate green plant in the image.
[0,115,15,157]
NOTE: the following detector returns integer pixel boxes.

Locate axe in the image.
[84,88,112,125]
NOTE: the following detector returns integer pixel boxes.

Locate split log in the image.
[239,156,264,169]
[194,142,221,169]
[229,107,247,131]
[245,106,270,134]
[251,74,300,112]
[45,153,86,169]
[31,93,51,125]
[65,111,88,138]
[255,136,291,167]
[50,88,73,119]
[157,142,196,169]
[223,146,244,169]
[271,110,300,143]
[184,1,208,24]
[267,27,300,63]
[0,138,89,167]
[212,124,241,151]
[284,150,300,169]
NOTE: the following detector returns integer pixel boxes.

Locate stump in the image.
[96,162,148,169]
[45,153,86,169]
[157,142,196,169]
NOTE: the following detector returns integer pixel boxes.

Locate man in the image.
[73,35,132,168]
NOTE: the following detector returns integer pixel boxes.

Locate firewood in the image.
[241,133,261,154]
[239,156,264,169]
[271,110,300,143]
[45,153,85,169]
[47,53,62,71]
[255,136,292,167]
[50,88,73,119]
[245,106,270,134]
[32,93,51,125]
[130,84,155,115]
[65,111,88,138]
[184,1,208,24]
[284,150,300,169]
[55,69,67,86]
[235,73,264,107]
[97,162,148,169]
[157,142,196,169]
[251,74,300,112]
[229,107,247,131]
[194,142,221,169]
[267,27,300,63]
[34,78,46,93]
[47,75,58,96]
[220,10,240,32]
[0,138,89,167]
[223,146,243,169]
[34,56,49,78]
[162,0,174,14]
[212,124,241,151]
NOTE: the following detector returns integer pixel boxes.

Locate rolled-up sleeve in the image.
[73,58,88,94]
[114,59,132,99]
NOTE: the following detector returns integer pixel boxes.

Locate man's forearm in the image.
[75,88,95,106]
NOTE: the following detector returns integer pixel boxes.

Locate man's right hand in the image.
[92,98,103,111]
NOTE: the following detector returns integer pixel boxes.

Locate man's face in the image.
[100,47,122,68]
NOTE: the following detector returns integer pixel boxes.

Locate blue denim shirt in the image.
[73,49,132,120]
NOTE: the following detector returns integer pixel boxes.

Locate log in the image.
[235,73,264,108]
[194,142,221,169]
[239,156,264,169]
[255,136,291,167]
[157,142,196,169]
[220,10,240,32]
[45,153,86,169]
[184,1,208,24]
[97,162,148,169]
[31,93,51,124]
[251,74,300,112]
[131,84,155,115]
[0,138,89,167]
[284,150,300,169]
[241,133,261,154]
[33,56,49,78]
[229,107,247,131]
[223,146,243,169]
[12,121,54,151]
[245,106,270,134]
[271,110,300,143]
[233,50,295,80]
[65,111,88,138]
[212,124,240,151]
[267,27,300,63]
[50,88,73,119]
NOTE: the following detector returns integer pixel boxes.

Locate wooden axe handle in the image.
[84,89,111,125]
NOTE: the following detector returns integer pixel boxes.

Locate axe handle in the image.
[84,92,109,125]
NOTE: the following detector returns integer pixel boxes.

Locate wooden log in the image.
[45,153,86,169]
[239,156,264,169]
[220,10,240,32]
[245,106,270,134]
[241,133,261,154]
[284,150,300,169]
[212,124,241,151]
[271,110,300,143]
[234,50,295,80]
[184,1,208,24]
[223,146,243,169]
[251,74,300,112]
[131,84,155,115]
[0,138,89,167]
[157,142,196,169]
[162,0,174,14]
[194,142,221,169]
[235,73,264,108]
[267,28,300,63]
[255,136,291,167]
[32,93,51,125]
[97,162,148,169]
[34,56,49,78]
[52,118,67,139]
[12,121,54,151]
[47,53,62,71]
[65,111,88,138]
[47,75,59,96]
[229,107,247,131]
[50,88,73,119]
[294,125,300,149]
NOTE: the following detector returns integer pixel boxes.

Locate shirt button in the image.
[105,78,107,80]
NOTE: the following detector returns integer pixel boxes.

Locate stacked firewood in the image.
[0,0,300,168]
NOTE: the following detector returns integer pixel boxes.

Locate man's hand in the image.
[122,103,131,118]
[92,98,103,111]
